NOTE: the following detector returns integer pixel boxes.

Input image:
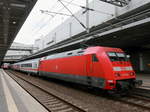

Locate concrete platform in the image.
[0,69,48,112]
[137,73,150,88]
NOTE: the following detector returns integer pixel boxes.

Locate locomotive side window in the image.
[77,51,84,54]
[92,54,99,62]
[67,53,73,55]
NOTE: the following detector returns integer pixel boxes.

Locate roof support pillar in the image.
[2,0,10,45]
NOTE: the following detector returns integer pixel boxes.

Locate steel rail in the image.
[6,70,88,112]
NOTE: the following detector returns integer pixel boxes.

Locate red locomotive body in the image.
[38,46,142,92]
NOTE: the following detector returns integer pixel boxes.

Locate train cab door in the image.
[85,54,93,85]
[38,58,44,76]
[39,57,46,71]
[86,54,99,74]
[39,60,42,70]
[86,54,101,85]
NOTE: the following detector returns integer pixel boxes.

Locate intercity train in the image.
[1,63,10,69]
[11,46,142,94]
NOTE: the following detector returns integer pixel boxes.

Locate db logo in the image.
[56,65,58,70]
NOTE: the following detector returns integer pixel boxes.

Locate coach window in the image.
[29,63,32,67]
[92,54,99,62]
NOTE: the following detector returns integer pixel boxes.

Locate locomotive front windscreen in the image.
[107,52,129,61]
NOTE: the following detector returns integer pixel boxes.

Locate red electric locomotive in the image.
[12,46,142,94]
[38,46,142,93]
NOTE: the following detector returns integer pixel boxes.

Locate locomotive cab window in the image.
[116,53,126,61]
[107,52,118,61]
[92,54,99,62]
[107,52,128,62]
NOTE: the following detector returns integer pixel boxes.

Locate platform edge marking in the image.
[1,70,19,112]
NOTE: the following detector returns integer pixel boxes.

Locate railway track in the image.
[132,88,150,99]
[111,88,150,111]
[116,95,150,111]
[5,70,150,111]
[141,85,150,89]
[6,70,88,112]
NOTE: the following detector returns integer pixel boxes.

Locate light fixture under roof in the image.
[13,21,16,24]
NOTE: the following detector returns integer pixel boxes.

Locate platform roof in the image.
[0,0,37,65]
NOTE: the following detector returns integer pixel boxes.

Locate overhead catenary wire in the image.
[37,0,132,48]
[38,0,116,39]
[47,0,75,19]
[40,10,72,17]
[55,0,124,27]
[31,0,60,35]
[61,0,114,16]
[58,0,87,30]
[36,0,75,36]
[39,0,118,39]
[41,0,117,31]
[40,0,75,25]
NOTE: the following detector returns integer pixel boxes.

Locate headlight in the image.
[130,72,135,76]
[115,73,120,77]
[107,80,114,83]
